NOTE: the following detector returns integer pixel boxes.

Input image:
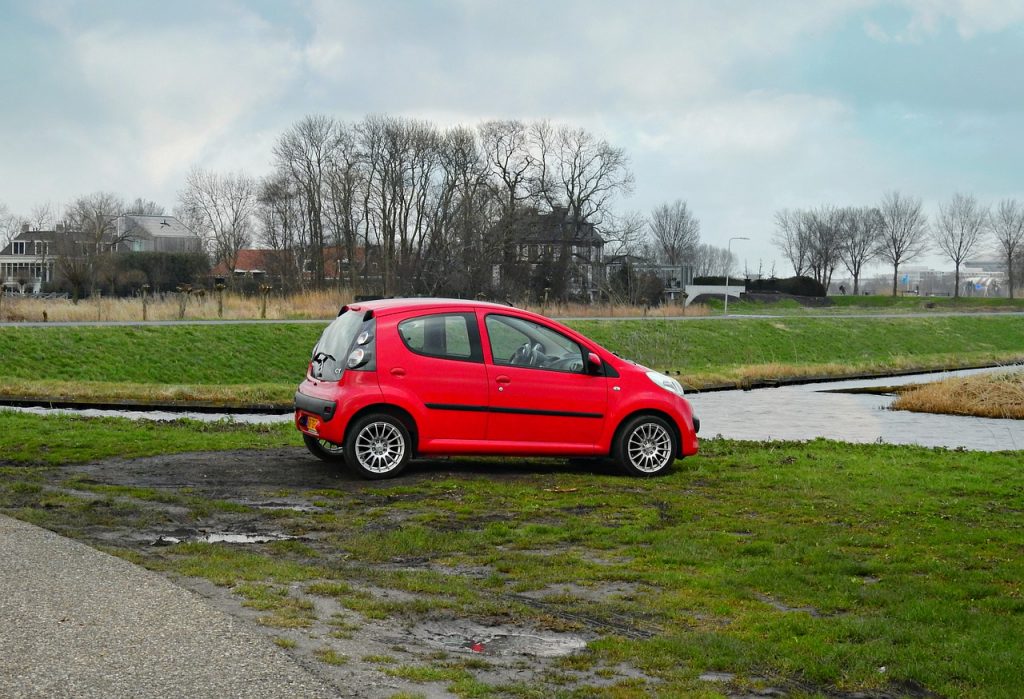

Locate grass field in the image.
[1,411,1021,697]
[2,314,1021,404]
[704,294,1024,315]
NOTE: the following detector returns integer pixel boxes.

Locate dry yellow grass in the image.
[892,370,1024,419]
[0,291,708,323]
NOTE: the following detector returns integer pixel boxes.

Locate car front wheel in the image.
[344,414,412,479]
[614,415,676,476]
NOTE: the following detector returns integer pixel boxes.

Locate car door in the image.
[481,312,607,450]
[378,311,489,446]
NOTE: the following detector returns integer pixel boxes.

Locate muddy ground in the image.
[12,448,941,699]
[22,449,671,698]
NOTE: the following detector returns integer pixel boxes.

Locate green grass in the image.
[0,410,296,465]
[1,412,1022,696]
[2,315,1023,402]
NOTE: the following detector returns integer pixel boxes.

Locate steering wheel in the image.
[510,342,533,366]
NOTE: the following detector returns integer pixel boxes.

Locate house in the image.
[0,215,201,293]
[495,206,605,300]
[116,215,202,253]
[0,226,58,293]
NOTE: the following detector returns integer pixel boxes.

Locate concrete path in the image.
[0,514,340,698]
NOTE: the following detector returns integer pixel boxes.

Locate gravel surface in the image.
[0,514,341,699]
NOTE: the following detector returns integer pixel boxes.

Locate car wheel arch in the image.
[344,403,419,455]
[610,409,682,461]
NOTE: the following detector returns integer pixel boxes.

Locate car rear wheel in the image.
[344,413,411,479]
[302,434,347,463]
[614,415,676,476]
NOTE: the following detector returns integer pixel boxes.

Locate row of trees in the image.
[773,192,1024,298]
[176,115,735,301]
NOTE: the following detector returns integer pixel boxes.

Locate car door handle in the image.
[496,375,511,385]
[390,367,406,377]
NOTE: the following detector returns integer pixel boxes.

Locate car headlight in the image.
[646,371,685,397]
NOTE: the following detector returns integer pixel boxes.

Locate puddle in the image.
[151,531,295,546]
[406,620,588,658]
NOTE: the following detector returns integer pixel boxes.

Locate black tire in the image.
[343,413,412,480]
[303,434,347,463]
[613,415,677,476]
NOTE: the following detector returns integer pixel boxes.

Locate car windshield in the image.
[310,310,366,381]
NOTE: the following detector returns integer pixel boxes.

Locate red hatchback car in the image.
[294,299,699,479]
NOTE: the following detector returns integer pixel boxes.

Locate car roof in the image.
[341,297,522,317]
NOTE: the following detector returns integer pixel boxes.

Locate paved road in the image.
[2,310,1023,327]
[0,514,339,699]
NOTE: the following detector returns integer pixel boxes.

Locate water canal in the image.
[4,367,1022,452]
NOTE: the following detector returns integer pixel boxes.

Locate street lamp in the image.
[723,236,749,315]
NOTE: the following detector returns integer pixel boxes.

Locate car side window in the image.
[398,313,482,362]
[485,315,586,374]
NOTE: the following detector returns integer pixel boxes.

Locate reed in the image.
[892,370,1024,419]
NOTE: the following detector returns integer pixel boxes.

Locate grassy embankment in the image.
[0,414,1021,697]
[4,315,1022,405]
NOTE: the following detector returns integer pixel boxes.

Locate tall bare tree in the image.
[803,206,844,290]
[535,123,634,226]
[991,199,1024,299]
[62,192,128,296]
[772,209,811,277]
[274,115,338,286]
[876,191,929,296]
[933,193,988,298]
[179,169,257,276]
[839,207,883,295]
[649,200,700,266]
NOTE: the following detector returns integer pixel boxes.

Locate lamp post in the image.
[724,236,749,316]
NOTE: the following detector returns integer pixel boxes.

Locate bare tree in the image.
[274,115,338,286]
[649,200,700,266]
[839,207,883,295]
[479,120,535,217]
[124,198,165,216]
[534,123,634,227]
[876,191,930,296]
[63,192,128,296]
[0,203,22,250]
[803,206,844,290]
[28,203,55,231]
[692,243,735,278]
[991,199,1024,299]
[772,209,811,277]
[933,193,989,298]
[179,168,257,276]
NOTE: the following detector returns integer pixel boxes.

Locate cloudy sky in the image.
[2,0,1023,273]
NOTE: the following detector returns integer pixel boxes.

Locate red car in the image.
[294,298,699,479]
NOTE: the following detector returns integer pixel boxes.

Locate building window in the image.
[12,241,26,255]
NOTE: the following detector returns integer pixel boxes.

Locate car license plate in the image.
[306,416,321,434]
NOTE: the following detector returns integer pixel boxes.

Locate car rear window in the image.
[398,313,482,362]
[310,310,373,381]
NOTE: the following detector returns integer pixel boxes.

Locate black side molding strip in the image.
[425,403,603,420]
[294,391,338,422]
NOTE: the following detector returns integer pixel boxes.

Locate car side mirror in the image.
[586,352,603,375]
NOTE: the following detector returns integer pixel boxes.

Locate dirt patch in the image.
[19,448,667,697]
